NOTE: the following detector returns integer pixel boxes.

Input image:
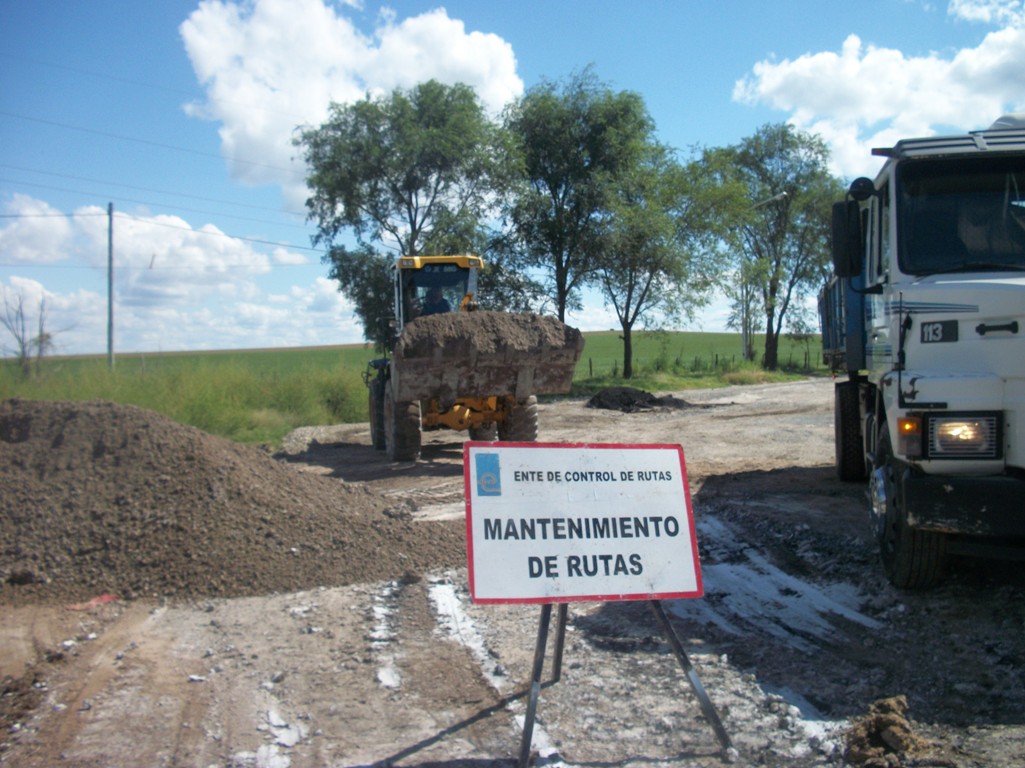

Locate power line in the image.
[0,210,325,266]
[0,211,106,219]
[0,163,307,217]
[0,110,306,179]
[117,211,322,253]
[0,52,200,100]
[0,176,311,231]
[0,52,314,124]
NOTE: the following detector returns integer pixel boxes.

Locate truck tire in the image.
[871,422,946,588]
[384,391,421,461]
[498,395,538,442]
[368,377,386,451]
[835,380,867,481]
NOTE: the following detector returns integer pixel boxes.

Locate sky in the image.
[1,0,1024,357]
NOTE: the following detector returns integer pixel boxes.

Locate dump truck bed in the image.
[390,311,584,402]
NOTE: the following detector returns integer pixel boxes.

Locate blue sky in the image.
[2,0,1024,355]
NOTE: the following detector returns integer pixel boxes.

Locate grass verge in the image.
[1,331,826,447]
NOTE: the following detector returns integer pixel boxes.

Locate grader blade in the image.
[390,311,584,403]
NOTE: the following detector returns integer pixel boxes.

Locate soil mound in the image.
[397,310,580,357]
[391,311,584,401]
[0,399,465,605]
[844,696,933,766]
[586,386,694,413]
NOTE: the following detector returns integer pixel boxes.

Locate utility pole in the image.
[107,202,114,369]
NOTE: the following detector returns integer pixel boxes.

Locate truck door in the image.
[866,180,894,372]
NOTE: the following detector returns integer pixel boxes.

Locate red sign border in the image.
[463,441,703,605]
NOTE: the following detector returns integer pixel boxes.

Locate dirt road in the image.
[2,379,1024,767]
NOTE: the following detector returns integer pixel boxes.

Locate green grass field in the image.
[1,331,825,446]
[574,330,821,389]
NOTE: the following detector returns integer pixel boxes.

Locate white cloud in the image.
[69,207,272,309]
[272,246,310,265]
[949,0,1025,25]
[0,194,74,263]
[2,275,46,307]
[0,195,364,354]
[180,0,523,207]
[305,275,349,313]
[1,276,106,358]
[565,302,619,334]
[364,8,520,113]
[229,277,362,347]
[734,6,1025,178]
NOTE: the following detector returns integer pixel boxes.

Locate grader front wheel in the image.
[498,395,538,442]
[384,391,422,461]
[368,377,386,451]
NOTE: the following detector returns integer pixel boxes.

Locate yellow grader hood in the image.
[390,310,584,402]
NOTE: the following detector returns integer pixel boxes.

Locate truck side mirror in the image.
[831,200,863,278]
[848,176,876,202]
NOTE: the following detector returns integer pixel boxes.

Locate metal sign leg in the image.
[550,603,568,683]
[519,603,553,768]
[650,600,733,752]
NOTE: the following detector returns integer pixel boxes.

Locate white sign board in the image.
[463,442,702,604]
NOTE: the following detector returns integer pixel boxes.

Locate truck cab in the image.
[821,115,1025,587]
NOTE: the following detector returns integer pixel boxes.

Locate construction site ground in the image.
[1,378,1023,767]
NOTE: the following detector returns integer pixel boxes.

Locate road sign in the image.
[464,442,702,604]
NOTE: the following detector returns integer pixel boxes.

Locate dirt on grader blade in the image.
[390,310,585,401]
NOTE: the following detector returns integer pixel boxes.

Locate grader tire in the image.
[469,423,498,441]
[384,392,421,461]
[498,395,538,442]
[368,377,386,451]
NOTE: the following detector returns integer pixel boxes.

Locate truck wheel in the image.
[368,377,386,451]
[498,395,538,442]
[871,422,946,588]
[384,392,421,461]
[835,380,867,481]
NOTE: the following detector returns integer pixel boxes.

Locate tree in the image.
[322,245,395,351]
[597,146,721,378]
[296,80,507,346]
[504,69,654,321]
[717,124,843,370]
[298,79,501,256]
[476,237,548,315]
[1,289,56,378]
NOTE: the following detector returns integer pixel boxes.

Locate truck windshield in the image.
[898,156,1025,275]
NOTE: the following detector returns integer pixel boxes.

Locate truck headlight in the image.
[925,413,1001,459]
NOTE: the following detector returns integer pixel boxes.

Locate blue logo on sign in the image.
[476,453,502,496]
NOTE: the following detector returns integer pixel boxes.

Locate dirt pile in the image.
[844,696,934,767]
[391,310,585,401]
[0,399,465,605]
[397,310,581,357]
[586,386,698,413]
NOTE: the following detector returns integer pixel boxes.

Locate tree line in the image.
[295,69,845,374]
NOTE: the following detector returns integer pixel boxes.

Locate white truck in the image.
[820,114,1025,588]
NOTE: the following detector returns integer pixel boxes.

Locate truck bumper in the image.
[901,472,1025,537]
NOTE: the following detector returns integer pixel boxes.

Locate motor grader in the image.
[364,254,584,461]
